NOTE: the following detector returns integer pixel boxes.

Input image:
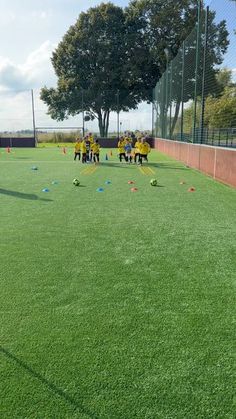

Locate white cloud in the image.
[0,11,17,25]
[22,41,57,87]
[0,41,56,92]
[0,40,152,132]
[0,42,59,131]
[31,10,51,20]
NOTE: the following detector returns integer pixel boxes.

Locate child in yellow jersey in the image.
[74,138,81,161]
[117,137,126,162]
[91,139,100,163]
[88,133,94,161]
[139,138,151,165]
[124,139,133,163]
[134,138,142,164]
[81,138,87,163]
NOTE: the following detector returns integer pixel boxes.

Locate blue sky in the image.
[0,0,235,132]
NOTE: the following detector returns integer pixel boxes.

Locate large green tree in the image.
[41,0,229,136]
[41,2,152,137]
[126,0,200,72]
[40,1,205,136]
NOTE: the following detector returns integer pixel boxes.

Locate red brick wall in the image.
[215,149,236,187]
[154,138,236,188]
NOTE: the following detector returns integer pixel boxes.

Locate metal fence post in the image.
[82,89,85,137]
[181,42,185,142]
[117,90,120,139]
[200,6,209,144]
[152,89,155,137]
[165,64,169,138]
[31,89,36,145]
[169,61,173,139]
[161,76,165,138]
[193,0,202,143]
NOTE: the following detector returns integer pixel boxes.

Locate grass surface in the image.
[0,147,235,419]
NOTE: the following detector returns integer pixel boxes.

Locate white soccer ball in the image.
[150,178,158,186]
[73,178,80,186]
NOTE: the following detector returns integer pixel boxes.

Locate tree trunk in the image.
[104,111,110,137]
[98,111,104,137]
[97,110,110,137]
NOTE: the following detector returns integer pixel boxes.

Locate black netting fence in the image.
[153,0,236,148]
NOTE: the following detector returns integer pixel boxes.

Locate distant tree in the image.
[205,86,236,128]
[182,69,236,129]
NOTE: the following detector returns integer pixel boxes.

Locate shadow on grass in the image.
[146,162,188,170]
[0,188,52,202]
[99,162,132,169]
[0,346,98,419]
[99,162,187,170]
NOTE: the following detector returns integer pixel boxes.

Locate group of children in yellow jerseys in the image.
[74,132,151,165]
[118,135,151,165]
[74,133,100,163]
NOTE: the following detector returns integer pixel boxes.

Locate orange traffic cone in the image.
[6,146,11,153]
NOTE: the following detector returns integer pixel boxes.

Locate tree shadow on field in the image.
[0,346,98,419]
[0,188,53,202]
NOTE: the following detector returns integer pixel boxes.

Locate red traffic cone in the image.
[6,146,11,153]
[188,187,196,192]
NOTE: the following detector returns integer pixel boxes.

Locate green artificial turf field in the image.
[0,147,235,419]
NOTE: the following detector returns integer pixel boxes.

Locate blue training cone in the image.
[42,188,49,192]
[105,180,111,185]
[96,188,104,192]
[105,153,108,161]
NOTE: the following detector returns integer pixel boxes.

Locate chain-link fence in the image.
[153,0,236,148]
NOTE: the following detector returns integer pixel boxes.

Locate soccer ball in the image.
[150,178,157,186]
[73,178,80,186]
